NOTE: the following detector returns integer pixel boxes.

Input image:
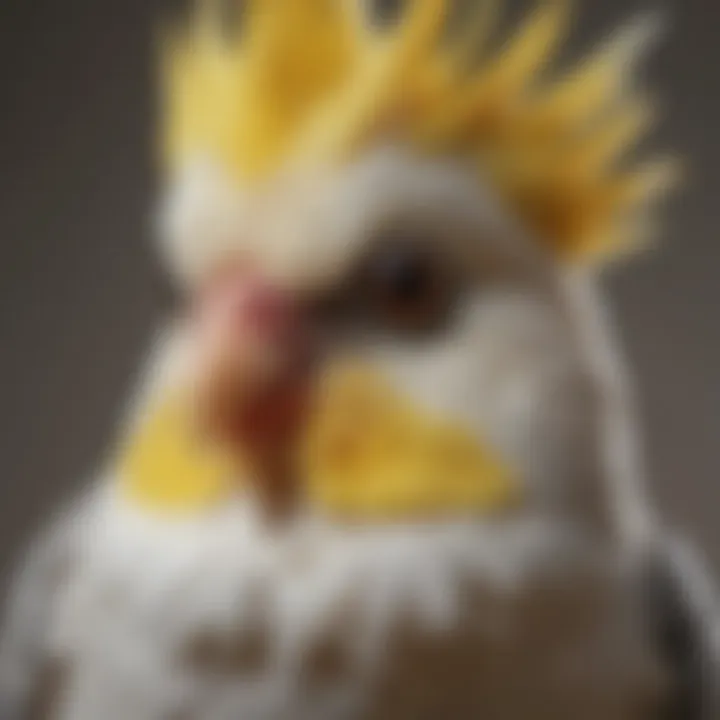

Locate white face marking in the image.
[159,148,549,289]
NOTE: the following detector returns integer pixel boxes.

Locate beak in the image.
[190,265,314,514]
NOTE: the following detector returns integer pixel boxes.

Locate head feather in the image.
[162,0,676,264]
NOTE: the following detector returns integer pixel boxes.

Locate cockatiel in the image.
[1,0,718,718]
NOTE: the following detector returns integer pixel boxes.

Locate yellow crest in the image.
[161,0,678,263]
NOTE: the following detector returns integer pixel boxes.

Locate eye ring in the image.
[358,237,455,335]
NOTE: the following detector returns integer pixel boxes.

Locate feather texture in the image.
[161,0,675,263]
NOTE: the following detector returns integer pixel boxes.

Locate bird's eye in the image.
[360,241,452,334]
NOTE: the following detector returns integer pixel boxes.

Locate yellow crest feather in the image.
[162,0,676,263]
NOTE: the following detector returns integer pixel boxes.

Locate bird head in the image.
[122,0,675,526]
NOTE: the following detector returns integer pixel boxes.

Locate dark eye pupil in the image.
[362,243,450,332]
[375,250,431,302]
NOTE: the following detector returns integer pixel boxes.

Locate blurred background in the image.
[0,0,717,583]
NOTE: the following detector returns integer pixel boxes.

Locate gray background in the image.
[0,0,717,581]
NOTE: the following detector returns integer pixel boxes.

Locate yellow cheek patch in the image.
[118,393,240,513]
[301,365,520,520]
[116,368,519,519]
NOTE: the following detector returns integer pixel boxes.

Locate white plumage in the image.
[1,5,718,716]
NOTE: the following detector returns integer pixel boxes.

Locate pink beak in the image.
[191,266,313,457]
